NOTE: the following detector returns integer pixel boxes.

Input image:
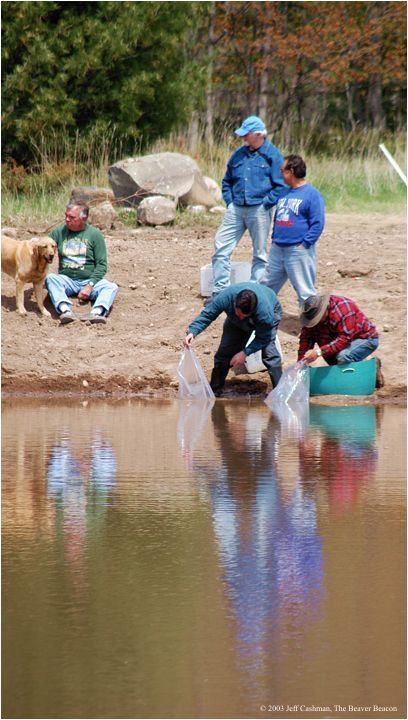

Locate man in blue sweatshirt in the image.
[207,116,286,304]
[264,154,325,305]
[184,283,282,396]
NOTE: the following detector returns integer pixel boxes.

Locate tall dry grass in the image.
[1,127,406,226]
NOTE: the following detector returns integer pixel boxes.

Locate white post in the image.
[379,143,407,186]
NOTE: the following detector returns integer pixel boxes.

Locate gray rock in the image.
[188,205,207,214]
[108,152,216,208]
[337,267,373,277]
[88,201,118,231]
[203,176,222,203]
[209,205,227,214]
[137,196,177,226]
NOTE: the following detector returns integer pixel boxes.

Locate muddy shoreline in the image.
[2,372,406,407]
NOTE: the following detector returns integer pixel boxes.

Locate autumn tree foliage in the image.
[204,1,406,140]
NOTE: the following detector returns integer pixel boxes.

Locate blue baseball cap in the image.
[235,115,266,136]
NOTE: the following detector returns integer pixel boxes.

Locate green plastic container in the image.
[309,357,376,396]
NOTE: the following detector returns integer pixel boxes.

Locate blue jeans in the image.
[46,273,118,315]
[212,203,272,293]
[264,242,316,305]
[329,337,379,364]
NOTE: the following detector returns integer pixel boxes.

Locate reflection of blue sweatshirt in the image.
[272,183,325,248]
[188,282,282,356]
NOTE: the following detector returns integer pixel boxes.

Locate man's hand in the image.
[78,284,93,301]
[184,333,194,348]
[303,348,320,364]
[230,350,246,367]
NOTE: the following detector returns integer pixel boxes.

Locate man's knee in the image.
[336,355,348,364]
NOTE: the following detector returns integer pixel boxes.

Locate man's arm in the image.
[319,300,356,356]
[320,331,353,357]
[244,323,272,355]
[301,191,325,248]
[186,295,226,340]
[89,231,108,283]
[221,162,234,206]
[78,230,108,300]
[298,327,315,360]
[262,147,286,208]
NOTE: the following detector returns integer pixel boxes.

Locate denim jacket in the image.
[222,139,286,209]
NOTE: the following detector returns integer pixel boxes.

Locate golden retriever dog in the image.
[1,234,57,316]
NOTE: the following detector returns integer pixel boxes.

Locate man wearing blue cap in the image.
[207,115,285,305]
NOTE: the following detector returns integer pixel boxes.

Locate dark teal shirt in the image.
[188,283,282,355]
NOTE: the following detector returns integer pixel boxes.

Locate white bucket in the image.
[244,332,283,374]
[231,261,251,285]
[200,261,251,297]
[200,264,214,297]
[245,350,266,373]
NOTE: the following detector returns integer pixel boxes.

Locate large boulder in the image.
[70,186,115,205]
[203,176,222,203]
[137,196,177,226]
[89,201,118,230]
[108,153,217,209]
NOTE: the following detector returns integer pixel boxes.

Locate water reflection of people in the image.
[302,405,378,511]
[47,432,116,585]
[177,398,215,471]
[208,403,325,683]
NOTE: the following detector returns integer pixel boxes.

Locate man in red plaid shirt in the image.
[298,294,384,386]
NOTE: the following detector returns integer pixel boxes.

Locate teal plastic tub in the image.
[309,357,376,396]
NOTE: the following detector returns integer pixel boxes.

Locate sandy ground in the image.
[1,213,406,404]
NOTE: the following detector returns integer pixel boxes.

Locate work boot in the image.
[210,365,229,397]
[375,357,385,388]
[268,365,283,389]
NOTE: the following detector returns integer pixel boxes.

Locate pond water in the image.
[2,398,406,720]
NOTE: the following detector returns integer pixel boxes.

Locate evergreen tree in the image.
[2,1,196,163]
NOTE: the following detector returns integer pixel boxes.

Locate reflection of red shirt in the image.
[321,441,376,510]
[298,295,378,360]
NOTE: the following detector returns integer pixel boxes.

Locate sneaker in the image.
[59,310,77,324]
[375,357,385,388]
[81,312,107,324]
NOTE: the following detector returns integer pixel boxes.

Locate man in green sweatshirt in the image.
[184,283,282,396]
[46,202,118,324]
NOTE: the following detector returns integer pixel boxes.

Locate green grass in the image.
[308,156,407,213]
[2,130,406,226]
